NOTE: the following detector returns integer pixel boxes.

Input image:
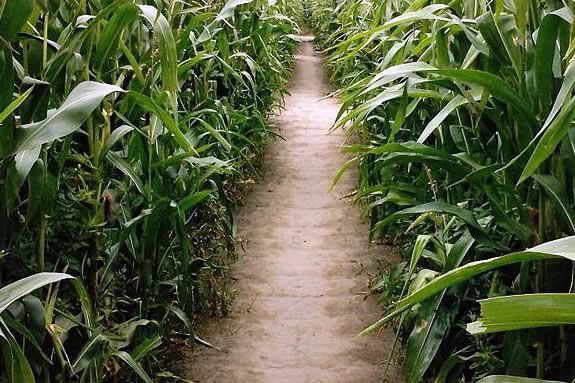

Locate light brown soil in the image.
[188,39,401,383]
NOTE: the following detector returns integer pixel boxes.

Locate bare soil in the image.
[188,39,401,383]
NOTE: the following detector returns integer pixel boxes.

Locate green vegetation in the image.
[7,0,575,381]
[0,0,298,381]
[312,0,575,382]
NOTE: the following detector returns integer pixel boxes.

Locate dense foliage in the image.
[0,0,299,381]
[312,0,575,382]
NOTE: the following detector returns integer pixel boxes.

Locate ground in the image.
[188,38,401,383]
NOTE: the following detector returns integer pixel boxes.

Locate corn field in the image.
[311,0,575,382]
[5,0,575,381]
[0,0,298,381]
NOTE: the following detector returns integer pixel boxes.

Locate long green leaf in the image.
[372,201,498,248]
[0,319,35,383]
[361,236,575,334]
[13,82,124,153]
[0,87,34,125]
[95,3,140,72]
[112,351,153,383]
[519,96,575,183]
[138,6,178,99]
[468,294,575,334]
[534,7,573,110]
[0,273,74,314]
[128,92,194,152]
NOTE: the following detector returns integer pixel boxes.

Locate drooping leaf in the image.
[0,273,74,314]
[128,92,194,152]
[13,82,124,154]
[372,201,499,248]
[217,0,253,20]
[361,236,575,334]
[106,151,146,196]
[138,5,178,98]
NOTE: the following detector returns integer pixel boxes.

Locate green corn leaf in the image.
[13,82,124,154]
[99,125,134,162]
[0,273,74,314]
[0,87,34,125]
[417,94,475,143]
[433,69,535,128]
[477,12,522,79]
[16,32,60,51]
[542,63,575,133]
[106,151,146,196]
[0,318,35,383]
[25,157,45,221]
[177,190,211,212]
[138,5,178,99]
[166,305,193,332]
[401,234,453,383]
[534,7,573,110]
[331,156,359,189]
[388,82,409,142]
[118,39,145,83]
[501,62,575,176]
[217,0,253,20]
[332,5,449,49]
[95,2,140,72]
[519,96,575,183]
[71,333,107,373]
[477,12,510,63]
[361,236,575,334]
[0,313,51,364]
[0,48,14,157]
[131,336,162,361]
[177,52,213,76]
[408,235,433,281]
[363,62,435,95]
[0,0,34,42]
[433,351,478,383]
[19,77,50,124]
[336,86,443,131]
[444,231,475,271]
[5,146,41,212]
[531,174,575,233]
[128,92,194,152]
[372,201,499,248]
[193,117,232,151]
[468,294,575,334]
[366,142,471,178]
[405,293,450,383]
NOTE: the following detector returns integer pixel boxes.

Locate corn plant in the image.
[0,0,299,381]
[313,0,575,382]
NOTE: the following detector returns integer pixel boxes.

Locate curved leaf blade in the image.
[13,82,124,153]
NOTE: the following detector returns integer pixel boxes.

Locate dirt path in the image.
[188,39,400,383]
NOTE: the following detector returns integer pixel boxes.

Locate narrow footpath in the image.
[189,39,400,383]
